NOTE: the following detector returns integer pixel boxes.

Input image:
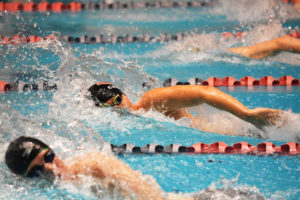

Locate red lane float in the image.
[281,142,300,155]
[51,2,71,13]
[0,2,4,11]
[260,76,280,86]
[0,35,55,45]
[279,75,299,86]
[210,142,233,154]
[202,77,221,87]
[52,2,63,12]
[44,35,56,41]
[23,2,35,12]
[1,37,11,45]
[221,31,247,38]
[112,142,300,155]
[222,76,240,87]
[10,35,26,45]
[232,142,257,154]
[163,76,299,87]
[27,35,43,43]
[240,76,260,86]
[289,30,300,38]
[257,142,281,154]
[187,143,210,153]
[37,2,50,12]
[69,2,81,12]
[4,2,22,12]
[0,81,12,92]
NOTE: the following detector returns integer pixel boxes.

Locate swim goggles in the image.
[24,148,55,178]
[102,94,122,107]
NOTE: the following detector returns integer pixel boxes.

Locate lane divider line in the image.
[1,31,299,45]
[163,76,300,87]
[0,81,57,92]
[111,142,300,155]
[1,75,299,93]
[0,1,212,13]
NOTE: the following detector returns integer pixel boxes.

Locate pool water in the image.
[1,0,300,199]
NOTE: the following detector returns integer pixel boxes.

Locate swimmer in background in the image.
[228,0,300,59]
[5,136,191,200]
[229,35,300,59]
[88,83,284,134]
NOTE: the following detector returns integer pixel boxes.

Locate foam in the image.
[262,111,300,142]
[210,0,298,24]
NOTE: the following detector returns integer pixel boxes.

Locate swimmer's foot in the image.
[246,108,285,130]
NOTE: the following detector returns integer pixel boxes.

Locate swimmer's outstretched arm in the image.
[132,85,283,130]
[229,35,300,59]
[65,152,166,200]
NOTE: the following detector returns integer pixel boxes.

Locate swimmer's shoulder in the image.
[144,85,212,95]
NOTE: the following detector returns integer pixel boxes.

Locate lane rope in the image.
[0,33,186,44]
[1,30,299,45]
[0,1,212,13]
[162,76,300,87]
[0,0,295,13]
[0,81,57,92]
[1,75,299,93]
[111,141,300,155]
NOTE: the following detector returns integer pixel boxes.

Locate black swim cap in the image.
[5,136,50,176]
[88,83,123,106]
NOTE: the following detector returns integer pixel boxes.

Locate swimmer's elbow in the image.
[134,99,150,111]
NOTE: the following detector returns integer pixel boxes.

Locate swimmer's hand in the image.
[247,108,285,130]
[167,193,194,200]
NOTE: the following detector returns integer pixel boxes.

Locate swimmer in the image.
[5,136,191,200]
[229,35,300,59]
[88,83,284,134]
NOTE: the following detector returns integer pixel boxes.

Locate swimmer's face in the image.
[102,94,123,107]
[24,148,56,179]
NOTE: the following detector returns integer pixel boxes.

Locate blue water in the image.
[1,1,300,199]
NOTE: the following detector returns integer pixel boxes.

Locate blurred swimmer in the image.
[229,35,300,59]
[5,136,191,200]
[88,83,284,134]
